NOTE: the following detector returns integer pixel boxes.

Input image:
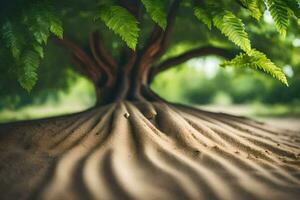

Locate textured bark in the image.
[149,46,236,82]
[57,31,168,104]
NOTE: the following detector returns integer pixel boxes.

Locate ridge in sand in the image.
[0,101,299,200]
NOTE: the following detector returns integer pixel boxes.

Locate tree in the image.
[0,0,300,199]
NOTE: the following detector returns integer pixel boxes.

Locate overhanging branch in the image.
[89,32,114,84]
[56,37,102,83]
[149,46,236,81]
[90,31,117,72]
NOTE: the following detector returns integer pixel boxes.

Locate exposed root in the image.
[0,101,299,200]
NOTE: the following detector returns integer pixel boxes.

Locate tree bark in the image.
[58,34,237,105]
[57,30,167,105]
[148,46,236,82]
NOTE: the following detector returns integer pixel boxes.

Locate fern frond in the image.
[33,44,44,58]
[31,26,50,44]
[285,0,300,19]
[265,0,289,37]
[25,1,63,44]
[240,0,264,20]
[222,49,288,86]
[141,0,167,29]
[49,16,63,39]
[26,4,50,44]
[213,11,251,52]
[46,3,64,39]
[194,7,212,29]
[1,21,22,59]
[98,5,139,50]
[1,0,63,92]
[18,50,40,91]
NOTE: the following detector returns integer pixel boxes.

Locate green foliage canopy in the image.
[1,0,300,100]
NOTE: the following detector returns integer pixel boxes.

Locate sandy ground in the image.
[257,117,300,131]
[1,104,299,132]
[0,102,299,200]
[199,105,300,132]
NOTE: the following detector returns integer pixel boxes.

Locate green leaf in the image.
[265,0,289,37]
[26,1,63,43]
[33,44,44,58]
[222,49,288,86]
[240,0,264,20]
[285,0,300,19]
[27,13,50,44]
[0,1,62,92]
[194,6,212,29]
[50,18,63,39]
[18,50,40,91]
[213,11,251,52]
[141,0,167,29]
[1,21,22,59]
[97,5,140,50]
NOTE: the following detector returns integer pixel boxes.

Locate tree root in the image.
[0,101,299,200]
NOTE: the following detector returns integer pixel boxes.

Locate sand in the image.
[0,101,299,200]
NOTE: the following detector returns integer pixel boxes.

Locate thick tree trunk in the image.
[56,31,164,105]
[92,63,156,105]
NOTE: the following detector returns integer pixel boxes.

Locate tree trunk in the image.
[0,34,300,200]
